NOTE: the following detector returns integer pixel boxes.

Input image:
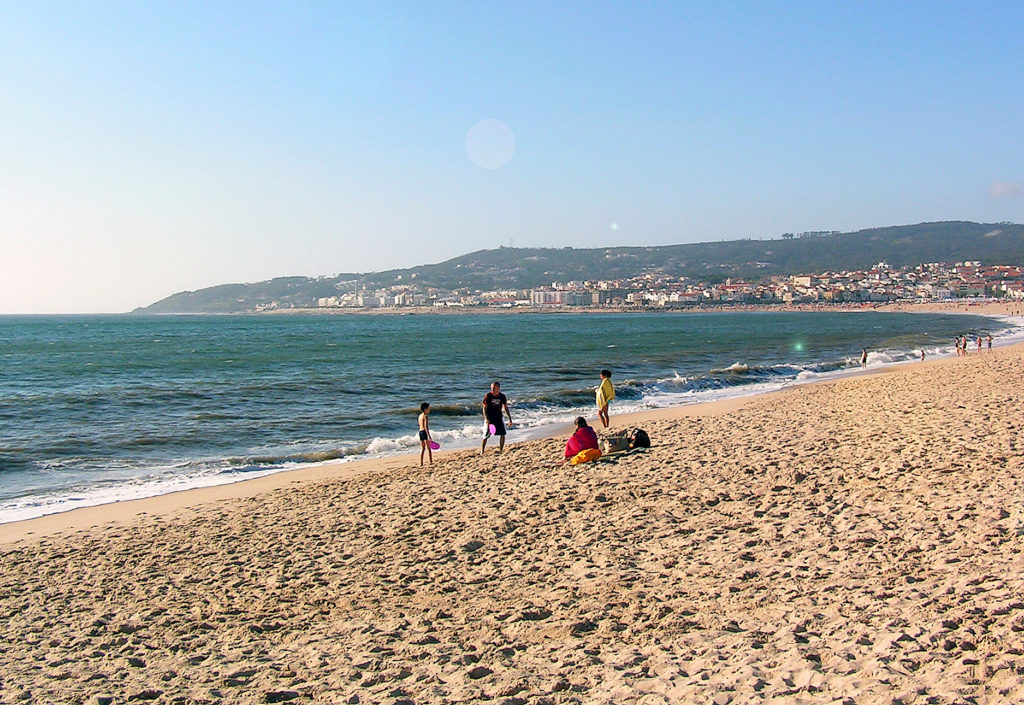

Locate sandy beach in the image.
[3,343,1024,704]
[268,298,1024,318]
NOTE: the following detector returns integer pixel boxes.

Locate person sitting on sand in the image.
[564,417,599,461]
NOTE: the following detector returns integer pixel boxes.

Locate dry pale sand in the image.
[876,300,1024,317]
[2,346,1024,705]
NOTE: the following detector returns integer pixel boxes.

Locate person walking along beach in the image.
[596,369,615,428]
[481,382,512,455]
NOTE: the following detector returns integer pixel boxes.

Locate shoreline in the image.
[0,385,766,544]
[0,358,907,545]
[255,299,1024,317]
[3,301,1019,540]
[9,298,1023,319]
[114,298,1024,317]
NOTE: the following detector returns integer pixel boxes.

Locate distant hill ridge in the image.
[136,221,1024,313]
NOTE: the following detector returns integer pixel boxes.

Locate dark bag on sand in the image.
[629,428,651,449]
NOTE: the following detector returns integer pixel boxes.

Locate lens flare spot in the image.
[466,119,516,169]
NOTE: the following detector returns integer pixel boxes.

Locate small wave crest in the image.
[512,388,596,411]
[389,403,477,417]
[226,448,350,468]
[710,362,749,374]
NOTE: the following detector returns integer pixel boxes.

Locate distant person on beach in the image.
[418,402,433,466]
[987,334,993,352]
[564,416,599,461]
[920,349,926,362]
[861,348,868,367]
[481,382,512,455]
[596,369,615,428]
[976,336,983,353]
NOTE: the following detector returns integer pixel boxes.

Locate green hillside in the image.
[135,221,1024,313]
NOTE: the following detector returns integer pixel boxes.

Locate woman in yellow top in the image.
[596,369,614,428]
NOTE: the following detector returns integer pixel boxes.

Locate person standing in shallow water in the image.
[861,348,868,367]
[481,382,512,455]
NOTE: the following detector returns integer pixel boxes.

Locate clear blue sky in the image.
[2,1,1022,313]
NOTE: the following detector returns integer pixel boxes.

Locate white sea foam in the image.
[658,372,691,386]
[0,462,291,524]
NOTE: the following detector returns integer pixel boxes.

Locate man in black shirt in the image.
[481,381,512,455]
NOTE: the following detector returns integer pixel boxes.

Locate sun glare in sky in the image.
[465,119,516,170]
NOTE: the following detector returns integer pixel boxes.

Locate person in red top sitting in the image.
[564,417,599,460]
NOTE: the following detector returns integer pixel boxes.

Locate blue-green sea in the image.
[0,311,1018,523]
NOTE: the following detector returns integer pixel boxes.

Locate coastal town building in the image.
[309,261,1024,311]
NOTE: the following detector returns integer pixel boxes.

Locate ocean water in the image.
[0,311,1018,523]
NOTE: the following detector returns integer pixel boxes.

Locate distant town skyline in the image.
[141,256,1024,314]
[3,2,1024,313]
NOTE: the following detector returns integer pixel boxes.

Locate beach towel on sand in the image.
[570,447,602,465]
